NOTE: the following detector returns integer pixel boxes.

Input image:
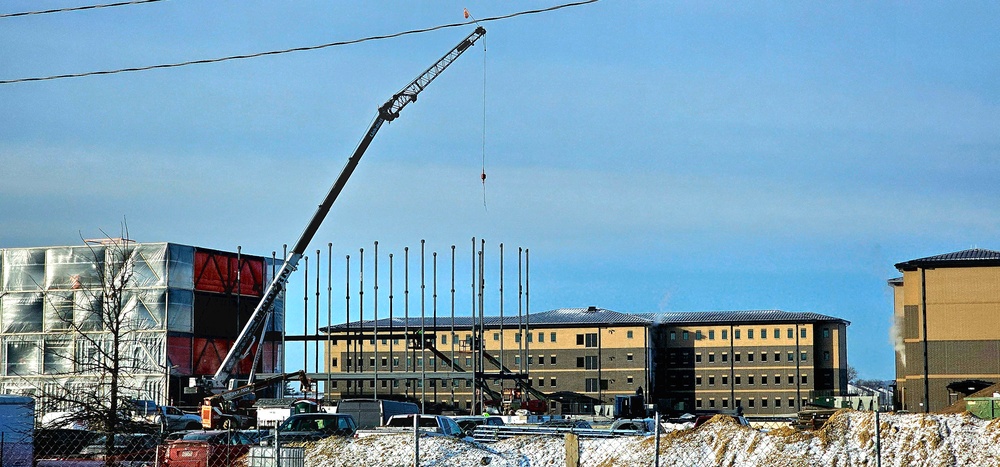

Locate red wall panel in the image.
[191,337,278,375]
[167,336,193,374]
[193,250,265,296]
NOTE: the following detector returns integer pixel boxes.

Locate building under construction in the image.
[0,241,283,411]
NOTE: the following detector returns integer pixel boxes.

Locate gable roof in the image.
[895,248,1000,271]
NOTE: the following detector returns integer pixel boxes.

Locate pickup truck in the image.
[353,414,465,439]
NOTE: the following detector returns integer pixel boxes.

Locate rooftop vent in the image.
[586,306,598,312]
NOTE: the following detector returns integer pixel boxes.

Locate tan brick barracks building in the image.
[890,248,1000,412]
[322,307,849,416]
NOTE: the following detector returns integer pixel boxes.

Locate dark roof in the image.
[323,307,848,332]
[322,307,650,332]
[887,277,903,286]
[895,248,1000,271]
[637,310,849,326]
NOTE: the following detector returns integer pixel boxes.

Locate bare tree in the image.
[16,224,166,465]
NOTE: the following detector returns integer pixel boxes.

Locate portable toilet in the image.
[0,395,34,467]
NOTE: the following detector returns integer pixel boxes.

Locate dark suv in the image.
[269,413,357,444]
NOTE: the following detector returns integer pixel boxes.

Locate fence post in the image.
[874,407,881,467]
[565,432,579,467]
[414,414,420,467]
[275,422,281,467]
[653,410,660,467]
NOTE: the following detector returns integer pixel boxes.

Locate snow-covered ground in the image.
[295,411,1000,467]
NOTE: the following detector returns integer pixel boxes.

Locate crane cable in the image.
[481,32,489,211]
[466,8,489,211]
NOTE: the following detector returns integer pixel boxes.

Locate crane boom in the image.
[211,26,486,387]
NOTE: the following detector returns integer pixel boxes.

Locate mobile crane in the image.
[202,27,487,404]
[201,370,312,429]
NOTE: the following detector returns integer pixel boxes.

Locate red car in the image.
[164,430,257,467]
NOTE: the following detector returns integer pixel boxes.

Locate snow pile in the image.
[297,411,1000,467]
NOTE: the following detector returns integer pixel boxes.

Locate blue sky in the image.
[2,1,998,381]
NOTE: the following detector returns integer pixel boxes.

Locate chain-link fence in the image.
[20,409,1000,466]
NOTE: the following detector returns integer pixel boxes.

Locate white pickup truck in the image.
[353,414,466,439]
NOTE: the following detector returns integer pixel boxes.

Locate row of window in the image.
[340,328,638,348]
[669,327,833,342]
[694,397,809,410]
[671,350,826,364]
[684,374,809,386]
[337,351,644,370]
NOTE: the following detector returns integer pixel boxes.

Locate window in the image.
[515,356,521,366]
[747,353,754,362]
[708,353,715,363]
[627,376,634,385]
[761,375,766,385]
[538,378,544,387]
[539,332,545,343]
[585,333,598,347]
[748,375,755,385]
[801,352,808,362]
[709,399,716,408]
[761,398,768,408]
[775,398,781,408]
[747,329,754,339]
[774,375,780,385]
[550,355,557,365]
[370,357,376,367]
[441,335,447,345]
[774,352,780,361]
[696,399,703,408]
[708,376,715,385]
[515,333,522,343]
[381,338,388,345]
[760,353,766,362]
[626,353,634,361]
[585,356,598,370]
[735,353,741,362]
[748,399,755,408]
[787,352,794,362]
[381,356,388,367]
[723,399,729,408]
[696,353,702,363]
[416,357,422,367]
[722,376,728,385]
[788,375,794,384]
[760,328,767,339]
[823,328,830,338]
[493,332,500,341]
[774,328,780,339]
[801,328,807,338]
[787,328,793,339]
[577,357,585,368]
[801,375,808,384]
[670,331,676,341]
[537,356,545,365]
[550,377,557,387]
[709,330,715,340]
[527,355,534,365]
[696,330,703,340]
[551,332,557,342]
[789,398,795,408]
[331,357,339,368]
[696,376,702,385]
[734,329,741,339]
[823,351,831,361]
[627,330,634,339]
[735,376,741,385]
[585,378,599,392]
[722,353,728,362]
[683,331,690,340]
[465,357,471,366]
[527,333,533,343]
[722,330,728,340]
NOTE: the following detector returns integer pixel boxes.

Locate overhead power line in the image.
[0,0,164,19]
[0,0,599,85]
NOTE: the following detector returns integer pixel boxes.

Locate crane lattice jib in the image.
[211,26,485,387]
[379,26,486,122]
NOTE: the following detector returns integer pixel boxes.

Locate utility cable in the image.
[0,0,164,19]
[0,0,599,85]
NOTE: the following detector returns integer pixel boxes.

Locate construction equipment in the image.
[201,371,311,429]
[201,26,486,393]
